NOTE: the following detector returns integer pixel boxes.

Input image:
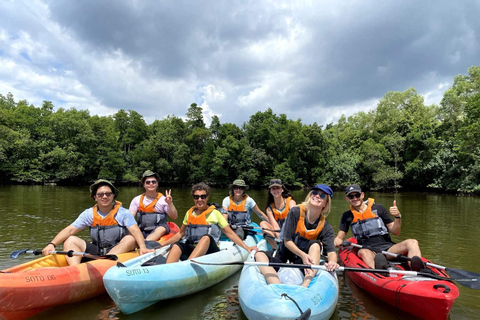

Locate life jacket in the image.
[350,198,389,241]
[270,196,293,228]
[227,196,251,226]
[292,204,326,251]
[90,201,128,255]
[135,193,168,233]
[184,205,222,244]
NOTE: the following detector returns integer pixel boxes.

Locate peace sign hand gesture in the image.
[165,189,173,205]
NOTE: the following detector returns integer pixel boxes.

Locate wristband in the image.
[395,216,401,219]
[47,242,57,248]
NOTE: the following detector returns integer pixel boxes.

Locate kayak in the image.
[0,222,179,320]
[238,239,339,320]
[103,227,263,315]
[339,238,459,320]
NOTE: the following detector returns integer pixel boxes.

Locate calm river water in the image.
[1,185,479,319]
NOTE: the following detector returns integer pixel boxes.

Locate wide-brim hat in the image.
[90,179,119,198]
[141,170,160,184]
[230,179,249,189]
[311,184,333,198]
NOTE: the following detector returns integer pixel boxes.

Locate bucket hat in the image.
[90,179,119,199]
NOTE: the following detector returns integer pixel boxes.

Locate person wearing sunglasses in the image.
[221,179,269,240]
[129,170,178,241]
[42,179,153,265]
[159,182,257,263]
[259,179,296,249]
[255,184,340,287]
[333,184,424,271]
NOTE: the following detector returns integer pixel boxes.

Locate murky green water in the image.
[1,185,479,319]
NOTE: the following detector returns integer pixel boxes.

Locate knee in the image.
[309,242,321,253]
[121,235,136,246]
[255,252,267,261]
[406,239,419,248]
[198,235,211,245]
[259,221,269,228]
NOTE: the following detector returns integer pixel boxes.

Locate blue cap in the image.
[311,184,333,198]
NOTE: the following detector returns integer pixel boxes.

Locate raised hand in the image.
[165,189,173,205]
[389,200,401,218]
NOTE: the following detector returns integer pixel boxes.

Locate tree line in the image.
[1,66,480,194]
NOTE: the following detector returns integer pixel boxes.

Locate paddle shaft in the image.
[10,248,117,260]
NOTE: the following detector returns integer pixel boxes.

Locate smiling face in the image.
[143,176,158,192]
[345,192,364,208]
[269,186,283,198]
[193,189,209,209]
[232,186,245,197]
[94,185,115,209]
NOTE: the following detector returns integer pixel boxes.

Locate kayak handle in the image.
[433,284,451,293]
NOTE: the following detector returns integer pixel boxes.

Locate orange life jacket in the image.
[185,205,222,243]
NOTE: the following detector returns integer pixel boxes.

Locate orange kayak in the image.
[0,222,179,320]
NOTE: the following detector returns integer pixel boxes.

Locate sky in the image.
[1,1,479,127]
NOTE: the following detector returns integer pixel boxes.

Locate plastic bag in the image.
[278,267,304,285]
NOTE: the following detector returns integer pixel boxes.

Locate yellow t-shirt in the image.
[182,208,229,229]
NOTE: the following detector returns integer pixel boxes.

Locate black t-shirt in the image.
[282,206,336,254]
[338,202,394,247]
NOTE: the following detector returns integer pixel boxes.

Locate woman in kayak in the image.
[160,182,257,263]
[129,170,178,241]
[222,179,269,239]
[255,184,340,287]
[260,179,296,249]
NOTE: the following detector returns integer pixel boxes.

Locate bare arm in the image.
[160,224,186,247]
[222,225,257,252]
[127,224,154,255]
[334,230,347,247]
[42,225,82,255]
[252,204,269,222]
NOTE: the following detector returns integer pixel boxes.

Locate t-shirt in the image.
[71,205,137,229]
[129,194,169,214]
[182,208,229,229]
[338,202,393,246]
[282,206,336,254]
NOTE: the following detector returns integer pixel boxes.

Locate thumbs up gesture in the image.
[389,200,401,219]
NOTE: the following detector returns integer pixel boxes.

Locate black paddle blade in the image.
[296,308,311,320]
[10,249,29,259]
[447,268,480,289]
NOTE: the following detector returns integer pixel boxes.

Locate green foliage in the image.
[2,65,480,193]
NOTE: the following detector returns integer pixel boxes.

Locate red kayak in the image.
[339,238,459,320]
[0,222,179,320]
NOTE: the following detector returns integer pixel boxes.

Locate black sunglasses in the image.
[270,179,282,185]
[347,193,361,199]
[145,180,157,185]
[312,190,327,199]
[193,194,207,200]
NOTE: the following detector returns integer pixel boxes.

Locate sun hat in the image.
[231,179,248,189]
[141,170,160,184]
[311,184,334,198]
[90,179,119,199]
[345,184,362,195]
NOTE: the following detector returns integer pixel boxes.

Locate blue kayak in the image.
[103,229,262,315]
[239,240,338,320]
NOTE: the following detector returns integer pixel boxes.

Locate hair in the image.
[264,185,294,211]
[301,190,332,217]
[191,182,210,196]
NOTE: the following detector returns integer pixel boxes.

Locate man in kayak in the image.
[42,179,153,265]
[160,182,257,263]
[333,184,424,271]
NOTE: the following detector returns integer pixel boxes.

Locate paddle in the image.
[10,249,118,261]
[342,241,480,289]
[241,225,281,233]
[190,260,455,279]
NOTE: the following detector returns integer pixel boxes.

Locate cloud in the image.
[1,0,479,127]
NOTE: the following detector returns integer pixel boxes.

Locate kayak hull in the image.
[0,222,179,320]
[103,231,262,315]
[239,240,338,320]
[339,238,459,320]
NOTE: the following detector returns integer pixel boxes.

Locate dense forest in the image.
[1,66,480,193]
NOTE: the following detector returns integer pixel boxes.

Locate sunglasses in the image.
[145,180,157,185]
[347,193,361,199]
[312,190,327,199]
[233,186,245,190]
[269,179,282,185]
[193,194,208,200]
[96,192,113,198]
